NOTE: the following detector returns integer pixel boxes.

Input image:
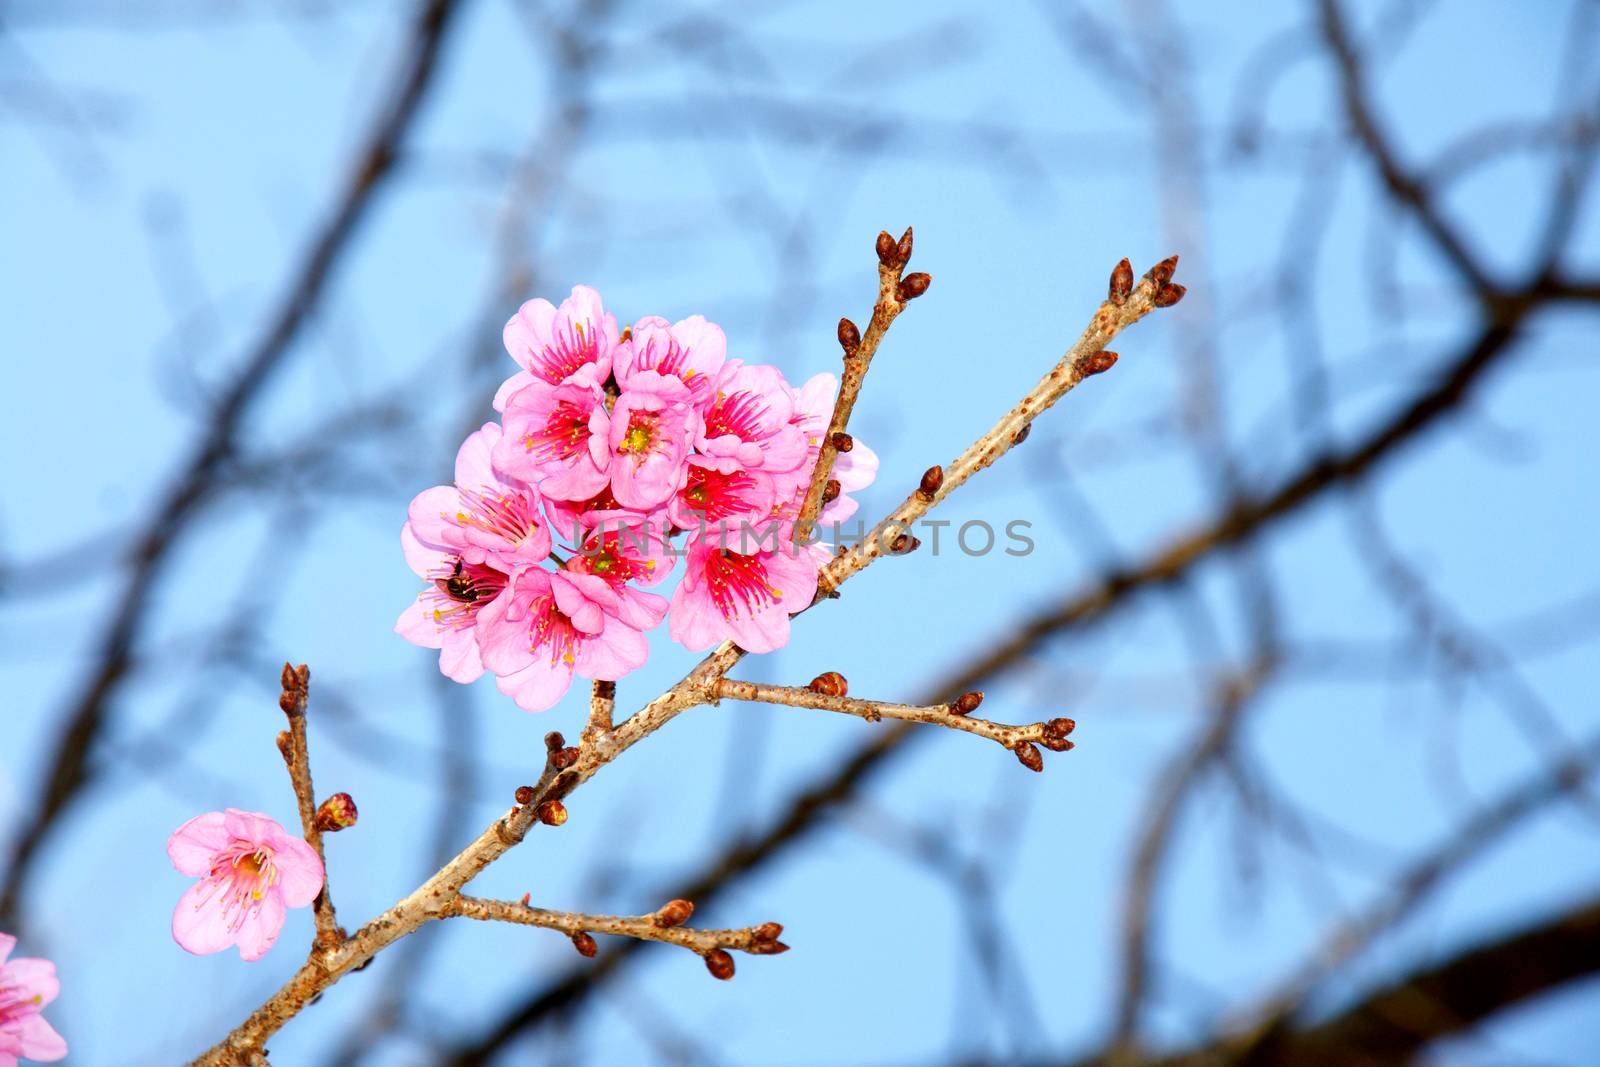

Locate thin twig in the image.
[276,663,341,951]
[713,678,1074,760]
[797,228,914,527]
[821,256,1175,592]
[445,895,787,959]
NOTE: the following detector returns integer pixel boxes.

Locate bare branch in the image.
[444,895,788,970]
[713,678,1075,769]
[274,663,342,952]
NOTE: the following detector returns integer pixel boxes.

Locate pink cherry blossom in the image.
[615,314,726,410]
[669,458,775,531]
[0,933,66,1065]
[394,526,509,684]
[495,378,611,501]
[606,371,699,511]
[696,360,808,473]
[565,515,674,630]
[405,423,553,572]
[772,372,880,525]
[476,567,649,712]
[668,520,820,653]
[167,810,323,961]
[495,285,620,411]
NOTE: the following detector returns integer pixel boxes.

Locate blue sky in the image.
[3,1,1597,1064]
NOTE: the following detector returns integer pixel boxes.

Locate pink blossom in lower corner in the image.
[167,809,324,961]
[0,933,66,1065]
[668,521,821,654]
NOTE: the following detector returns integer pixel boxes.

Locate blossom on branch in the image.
[668,521,822,653]
[0,933,66,1065]
[398,287,877,704]
[166,810,323,961]
[476,566,649,712]
[494,284,621,410]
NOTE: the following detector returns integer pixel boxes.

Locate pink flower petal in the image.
[171,878,238,957]
[166,811,230,876]
[233,891,288,962]
[15,1013,67,1061]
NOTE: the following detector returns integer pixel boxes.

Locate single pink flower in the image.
[495,378,612,501]
[0,933,66,1064]
[669,458,775,531]
[772,373,879,524]
[494,285,620,410]
[565,515,674,630]
[696,361,808,473]
[668,520,820,653]
[405,423,553,572]
[606,371,699,511]
[166,810,323,961]
[615,314,726,411]
[394,527,510,684]
[476,567,649,712]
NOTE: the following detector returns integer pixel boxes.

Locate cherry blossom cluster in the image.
[394,287,878,712]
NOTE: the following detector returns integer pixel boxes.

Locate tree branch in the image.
[444,895,787,972]
[713,678,1075,769]
[275,663,341,951]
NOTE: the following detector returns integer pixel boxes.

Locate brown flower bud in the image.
[822,479,841,504]
[536,800,568,827]
[276,731,293,763]
[950,691,984,715]
[571,931,598,958]
[655,899,695,928]
[704,949,735,980]
[544,731,566,753]
[1042,735,1076,752]
[1084,351,1119,375]
[278,690,300,715]
[831,432,854,453]
[280,662,300,692]
[314,793,358,833]
[752,921,784,943]
[514,785,536,806]
[1154,283,1186,308]
[1145,254,1179,288]
[896,225,914,266]
[747,938,791,955]
[918,465,944,500]
[1045,717,1076,739]
[1011,423,1032,446]
[520,892,531,906]
[875,230,897,267]
[1014,742,1044,772]
[890,533,921,554]
[551,747,580,771]
[838,317,861,356]
[896,272,931,302]
[1109,258,1134,305]
[809,671,848,697]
